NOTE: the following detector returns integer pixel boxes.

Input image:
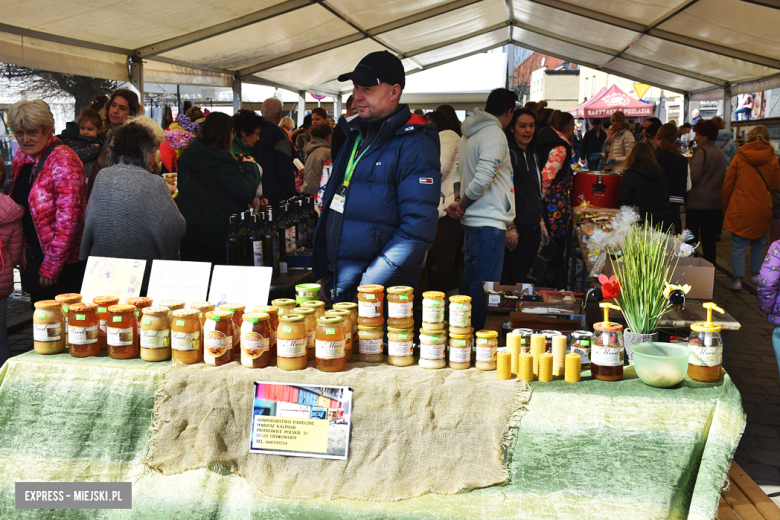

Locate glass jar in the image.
[271,298,296,317]
[290,307,317,361]
[295,283,321,305]
[171,309,202,364]
[422,291,446,331]
[160,299,185,312]
[387,327,414,367]
[300,300,326,320]
[419,329,446,369]
[325,309,353,362]
[357,285,385,326]
[107,304,138,359]
[449,332,473,370]
[277,315,308,371]
[127,297,153,337]
[241,312,271,369]
[254,305,279,362]
[204,310,234,366]
[333,302,359,345]
[93,296,119,350]
[688,329,723,382]
[315,316,346,372]
[449,296,472,334]
[357,325,384,363]
[219,303,245,349]
[570,331,594,369]
[140,306,172,362]
[55,293,82,347]
[540,330,563,354]
[33,300,66,355]
[387,286,414,328]
[68,303,99,357]
[512,328,534,354]
[591,322,624,381]
[475,330,498,371]
[190,301,215,327]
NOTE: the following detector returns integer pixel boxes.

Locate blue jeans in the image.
[771,329,780,379]
[734,107,751,120]
[462,225,506,331]
[730,233,766,279]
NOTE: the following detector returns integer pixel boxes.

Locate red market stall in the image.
[571,85,654,121]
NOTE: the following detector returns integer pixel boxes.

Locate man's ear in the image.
[390,84,402,102]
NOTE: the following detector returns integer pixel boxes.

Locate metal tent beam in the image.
[0,22,132,55]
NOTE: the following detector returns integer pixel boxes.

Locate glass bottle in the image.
[475,330,498,371]
[357,325,384,362]
[315,316,346,372]
[240,312,271,368]
[419,329,446,369]
[285,203,296,254]
[449,295,472,335]
[449,332,473,370]
[387,327,414,366]
[274,206,288,267]
[246,213,263,267]
[238,211,251,265]
[140,306,172,362]
[107,304,138,359]
[68,303,100,357]
[33,300,66,355]
[591,303,624,381]
[421,291,446,331]
[296,198,308,249]
[357,284,385,327]
[93,296,120,351]
[688,302,725,382]
[277,315,308,371]
[226,214,242,265]
[171,309,202,364]
[306,196,318,247]
[333,302,359,354]
[290,201,302,253]
[262,210,280,276]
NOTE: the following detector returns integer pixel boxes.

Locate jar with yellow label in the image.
[204,310,234,366]
[357,325,384,362]
[55,293,82,347]
[387,327,414,367]
[33,300,66,354]
[254,306,279,362]
[475,330,498,371]
[93,296,119,350]
[333,302,359,348]
[449,332,473,370]
[316,316,346,372]
[422,291,446,331]
[190,301,215,327]
[277,315,308,371]
[271,298,296,317]
[139,306,172,362]
[357,285,385,326]
[160,299,185,312]
[171,309,202,364]
[419,329,446,369]
[449,295,472,334]
[68,303,100,357]
[107,304,138,359]
[241,312,271,369]
[300,300,326,320]
[387,286,414,328]
[290,307,316,361]
[325,309,353,362]
[688,303,725,382]
[219,303,245,349]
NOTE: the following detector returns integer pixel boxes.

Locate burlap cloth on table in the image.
[142,362,531,501]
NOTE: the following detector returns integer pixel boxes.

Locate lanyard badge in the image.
[331,136,371,214]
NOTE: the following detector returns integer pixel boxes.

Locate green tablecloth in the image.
[0,352,745,520]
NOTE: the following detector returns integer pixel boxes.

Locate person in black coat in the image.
[618,141,672,230]
[655,123,688,235]
[581,119,607,170]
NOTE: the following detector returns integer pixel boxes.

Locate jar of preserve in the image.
[570,331,594,369]
[55,293,82,347]
[171,309,202,364]
[512,328,534,354]
[325,309,353,362]
[254,305,279,362]
[540,330,563,354]
[357,284,384,326]
[204,310,234,366]
[219,303,245,349]
[688,302,725,382]
[190,301,215,326]
[290,307,317,361]
[68,303,100,357]
[333,302,359,346]
[160,299,185,312]
[140,306,172,362]
[300,300,326,320]
[387,286,414,328]
[387,327,414,367]
[277,315,308,371]
[422,291,446,331]
[93,296,119,350]
[419,328,446,369]
[449,295,472,334]
[315,316,346,372]
[33,300,66,354]
[107,304,138,359]
[357,325,384,362]
[295,283,321,305]
[241,312,271,369]
[475,330,498,371]
[449,332,473,370]
[591,303,624,381]
[271,298,296,317]
[127,297,153,336]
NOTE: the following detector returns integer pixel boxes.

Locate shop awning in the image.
[571,84,653,119]
[1,0,780,96]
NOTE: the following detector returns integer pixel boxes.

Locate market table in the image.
[0,352,744,520]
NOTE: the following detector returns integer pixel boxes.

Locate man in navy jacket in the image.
[313,51,441,303]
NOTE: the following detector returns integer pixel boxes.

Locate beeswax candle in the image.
[519,352,534,382]
[565,352,581,383]
[552,335,567,377]
[530,334,546,375]
[507,332,522,374]
[539,353,553,382]
[497,352,512,380]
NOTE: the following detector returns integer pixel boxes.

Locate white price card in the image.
[147,260,212,307]
[208,265,273,310]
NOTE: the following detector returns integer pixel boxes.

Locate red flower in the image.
[598,274,622,299]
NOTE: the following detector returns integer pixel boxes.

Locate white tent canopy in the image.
[2,0,780,99]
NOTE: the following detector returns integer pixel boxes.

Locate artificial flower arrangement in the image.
[165,115,200,158]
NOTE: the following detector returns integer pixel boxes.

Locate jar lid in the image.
[691,322,721,333]
[107,304,135,313]
[172,309,200,318]
[55,293,82,303]
[357,325,383,331]
[70,302,97,312]
[420,328,446,336]
[219,303,245,312]
[34,300,62,309]
[271,298,296,307]
[387,286,413,295]
[318,315,343,326]
[387,327,414,333]
[253,305,278,314]
[278,315,305,324]
[127,297,153,306]
[207,310,233,321]
[540,330,562,337]
[290,307,315,315]
[160,299,185,307]
[511,329,534,336]
[476,330,498,339]
[333,302,358,310]
[571,330,594,338]
[142,306,171,316]
[301,300,325,308]
[449,295,472,303]
[593,321,623,332]
[295,283,321,293]
[449,333,472,340]
[190,301,214,310]
[357,284,385,293]
[93,295,120,305]
[326,309,351,318]
[243,312,270,323]
[422,291,445,299]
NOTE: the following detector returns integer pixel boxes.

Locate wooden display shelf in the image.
[718,461,780,520]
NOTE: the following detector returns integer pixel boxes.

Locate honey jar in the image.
[357,325,384,362]
[240,312,271,368]
[449,332,473,370]
[107,304,138,359]
[277,315,308,371]
[93,296,119,350]
[325,309,353,362]
[33,300,66,355]
[387,327,414,366]
[300,300,326,320]
[422,291,446,331]
[271,298,296,317]
[171,309,202,364]
[449,295,472,334]
[315,316,346,372]
[140,306,172,362]
[67,303,100,358]
[591,303,624,381]
[290,307,317,361]
[219,303,245,349]
[159,299,185,312]
[254,305,279,362]
[55,293,82,347]
[204,310,234,366]
[333,302,359,348]
[570,331,594,369]
[419,329,446,369]
[688,302,725,382]
[357,285,384,327]
[387,286,414,328]
[475,330,498,371]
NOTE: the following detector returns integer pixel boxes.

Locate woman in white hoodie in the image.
[426,110,462,294]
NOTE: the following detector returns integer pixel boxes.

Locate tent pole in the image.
[233,77,242,113]
[334,95,342,120]
[130,56,144,102]
[722,86,732,131]
[683,93,691,124]
[297,91,306,127]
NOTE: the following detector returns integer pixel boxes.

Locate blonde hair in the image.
[8,99,55,133]
[279,116,295,131]
[127,116,165,146]
[611,111,626,124]
[711,116,726,129]
[747,125,772,146]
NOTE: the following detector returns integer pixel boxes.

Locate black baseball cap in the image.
[645,121,662,138]
[338,51,406,89]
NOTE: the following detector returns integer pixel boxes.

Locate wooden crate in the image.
[718,461,780,520]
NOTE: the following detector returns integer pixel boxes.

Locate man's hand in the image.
[316,275,333,304]
[242,155,255,163]
[446,201,465,219]
[540,220,550,246]
[505,228,519,251]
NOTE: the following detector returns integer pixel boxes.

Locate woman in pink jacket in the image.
[8,100,87,304]
[0,161,23,366]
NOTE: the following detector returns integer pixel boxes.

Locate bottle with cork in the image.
[688,302,725,382]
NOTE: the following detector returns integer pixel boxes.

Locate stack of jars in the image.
[356,285,385,363]
[449,295,473,369]
[386,286,415,367]
[419,291,446,369]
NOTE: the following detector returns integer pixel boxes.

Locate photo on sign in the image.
[250,382,353,460]
[80,256,147,304]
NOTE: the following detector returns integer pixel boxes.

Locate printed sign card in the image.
[80,257,147,304]
[147,260,212,306]
[208,265,273,309]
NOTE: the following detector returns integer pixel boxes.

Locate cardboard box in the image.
[509,311,584,333]
[483,282,538,313]
[601,256,714,301]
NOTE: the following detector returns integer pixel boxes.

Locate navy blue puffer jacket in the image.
[313,104,441,302]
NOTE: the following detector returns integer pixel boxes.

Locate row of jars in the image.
[355,286,474,333]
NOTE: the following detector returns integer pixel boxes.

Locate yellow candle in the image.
[552,335,567,377]
[539,353,553,382]
[497,351,512,380]
[507,332,522,373]
[519,353,534,382]
[565,353,581,383]
[530,334,545,375]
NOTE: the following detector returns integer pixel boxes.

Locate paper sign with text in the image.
[147,260,212,306]
[81,257,147,304]
[250,382,353,460]
[208,265,273,310]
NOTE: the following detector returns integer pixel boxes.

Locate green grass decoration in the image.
[609,219,679,335]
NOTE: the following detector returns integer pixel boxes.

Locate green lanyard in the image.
[343,137,371,187]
